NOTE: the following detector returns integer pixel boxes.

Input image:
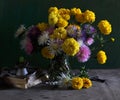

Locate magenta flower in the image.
[85,37,94,46]
[76,45,91,63]
[24,39,33,55]
[27,26,41,41]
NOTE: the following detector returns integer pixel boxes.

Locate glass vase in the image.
[48,53,70,81]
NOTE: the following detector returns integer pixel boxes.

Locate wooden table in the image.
[0,69,120,100]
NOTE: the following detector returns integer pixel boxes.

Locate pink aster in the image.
[85,37,94,46]
[76,45,91,63]
[25,40,33,55]
[20,38,33,55]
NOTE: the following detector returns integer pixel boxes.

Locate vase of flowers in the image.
[48,52,70,81]
[15,7,114,89]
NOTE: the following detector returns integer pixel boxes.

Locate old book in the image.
[5,76,28,89]
[4,72,42,89]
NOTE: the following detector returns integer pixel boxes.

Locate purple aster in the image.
[83,24,96,35]
[76,44,91,63]
[67,25,81,39]
[81,24,97,44]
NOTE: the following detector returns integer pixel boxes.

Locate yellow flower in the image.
[52,27,67,39]
[97,50,107,64]
[48,12,58,26]
[61,14,70,21]
[36,22,48,31]
[41,47,55,59]
[71,77,83,90]
[75,13,86,23]
[98,20,112,35]
[111,37,115,42]
[82,78,92,88]
[71,8,82,15]
[57,17,68,27]
[57,8,70,21]
[62,38,80,56]
[59,8,70,14]
[48,7,58,14]
[83,10,96,23]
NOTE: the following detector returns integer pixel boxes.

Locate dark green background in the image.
[0,0,119,69]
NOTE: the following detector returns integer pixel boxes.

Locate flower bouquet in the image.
[15,7,114,89]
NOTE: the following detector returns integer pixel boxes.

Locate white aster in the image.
[57,73,71,88]
[38,31,49,45]
[47,39,62,56]
[15,25,26,37]
[77,39,83,46]
[20,37,28,49]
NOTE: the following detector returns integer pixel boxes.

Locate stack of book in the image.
[4,72,42,89]
[5,76,28,89]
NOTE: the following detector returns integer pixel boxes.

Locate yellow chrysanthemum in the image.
[98,20,112,35]
[61,14,70,21]
[48,7,58,14]
[75,13,86,23]
[41,47,55,59]
[57,17,68,27]
[58,8,70,21]
[58,8,70,15]
[83,10,95,23]
[51,27,67,39]
[48,12,58,26]
[36,22,48,31]
[71,77,83,90]
[62,38,80,56]
[71,8,82,15]
[82,78,92,88]
[97,50,107,64]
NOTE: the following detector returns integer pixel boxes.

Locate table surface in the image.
[0,69,120,100]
